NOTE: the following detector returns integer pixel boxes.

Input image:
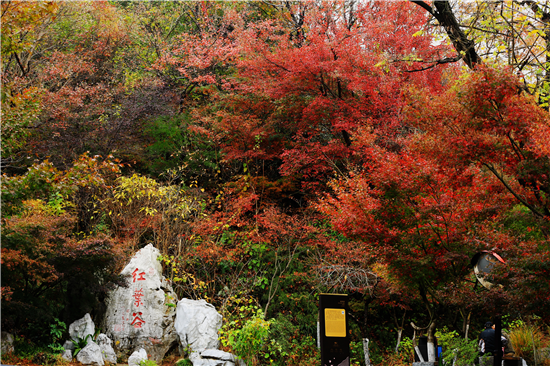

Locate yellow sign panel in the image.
[325,308,346,337]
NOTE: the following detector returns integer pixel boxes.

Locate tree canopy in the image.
[2,1,550,365]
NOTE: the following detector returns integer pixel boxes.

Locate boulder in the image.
[63,339,75,351]
[76,341,104,366]
[128,348,148,366]
[201,349,236,362]
[189,349,246,366]
[69,313,95,342]
[96,333,117,364]
[62,349,73,362]
[102,244,178,362]
[189,351,225,366]
[1,331,14,354]
[174,299,222,353]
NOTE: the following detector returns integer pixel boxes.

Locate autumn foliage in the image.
[2,1,550,364]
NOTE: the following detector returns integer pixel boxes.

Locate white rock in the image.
[1,332,14,354]
[192,349,246,366]
[63,339,75,351]
[128,348,148,366]
[96,334,117,364]
[201,349,236,362]
[76,341,104,366]
[175,298,222,353]
[69,313,95,342]
[189,351,230,366]
[62,349,73,362]
[102,244,178,362]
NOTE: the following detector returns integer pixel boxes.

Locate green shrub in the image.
[175,359,193,366]
[142,114,220,180]
[436,327,479,366]
[48,318,66,354]
[139,360,158,366]
[397,336,415,363]
[263,313,319,366]
[71,334,93,357]
[226,309,271,366]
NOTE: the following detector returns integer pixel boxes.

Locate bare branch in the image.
[315,265,379,294]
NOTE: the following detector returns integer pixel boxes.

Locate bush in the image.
[226,309,271,366]
[266,313,319,366]
[175,359,193,366]
[105,173,203,254]
[435,327,479,366]
[139,360,158,366]
[377,352,409,366]
[508,323,550,366]
[1,198,124,347]
[397,336,415,364]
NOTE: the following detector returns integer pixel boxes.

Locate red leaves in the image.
[405,66,550,227]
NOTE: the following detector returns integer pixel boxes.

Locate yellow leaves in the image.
[1,1,59,56]
[374,59,387,68]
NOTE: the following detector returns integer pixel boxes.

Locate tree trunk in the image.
[363,338,371,366]
[395,328,403,353]
[393,309,407,353]
[464,311,471,340]
[410,0,482,69]
[427,321,437,362]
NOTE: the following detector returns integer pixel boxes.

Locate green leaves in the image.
[71,334,92,357]
[436,327,479,366]
[225,309,271,366]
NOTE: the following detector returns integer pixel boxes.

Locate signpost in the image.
[319,293,350,366]
[471,251,506,366]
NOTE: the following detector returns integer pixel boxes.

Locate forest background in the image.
[2,1,550,365]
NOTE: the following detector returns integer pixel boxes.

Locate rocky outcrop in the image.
[128,348,148,366]
[63,339,75,352]
[69,313,95,342]
[76,341,104,366]
[189,349,246,366]
[1,332,14,354]
[174,298,222,353]
[102,244,178,362]
[96,333,117,364]
[62,349,73,362]
[61,315,116,364]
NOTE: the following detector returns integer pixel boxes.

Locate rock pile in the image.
[60,313,117,366]
[64,244,245,366]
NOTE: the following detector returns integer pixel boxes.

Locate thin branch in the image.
[402,55,463,72]
[483,162,545,218]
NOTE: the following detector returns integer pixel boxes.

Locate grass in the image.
[508,323,550,366]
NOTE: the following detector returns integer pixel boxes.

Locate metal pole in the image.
[494,316,502,366]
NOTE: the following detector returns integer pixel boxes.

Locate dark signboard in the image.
[319,293,350,366]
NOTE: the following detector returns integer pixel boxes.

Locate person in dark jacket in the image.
[479,321,497,355]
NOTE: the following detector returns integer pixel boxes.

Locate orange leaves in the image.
[528,121,550,159]
[1,1,59,57]
[153,2,240,94]
[318,173,381,239]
